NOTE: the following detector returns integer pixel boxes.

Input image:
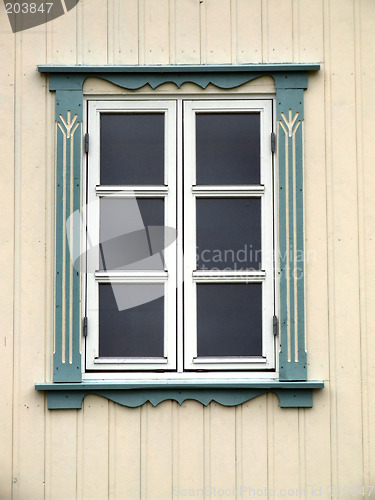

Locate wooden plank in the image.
[355,0,375,489]
[239,397,268,492]
[326,0,363,488]
[81,396,109,500]
[264,0,293,62]
[169,0,176,64]
[304,384,332,495]
[12,24,49,499]
[174,401,204,494]
[304,62,329,380]
[81,0,108,64]
[235,0,262,64]
[295,0,324,62]
[47,411,78,500]
[142,401,173,499]
[266,393,276,493]
[110,404,141,499]
[76,406,84,500]
[144,0,170,64]
[261,0,269,63]
[0,10,15,500]
[48,4,78,64]
[175,0,200,64]
[272,403,301,494]
[207,404,236,492]
[108,0,139,65]
[44,28,57,500]
[205,0,232,64]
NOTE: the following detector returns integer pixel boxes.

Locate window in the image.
[84,98,275,376]
[36,64,324,408]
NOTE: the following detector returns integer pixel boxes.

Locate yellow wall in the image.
[0,0,374,498]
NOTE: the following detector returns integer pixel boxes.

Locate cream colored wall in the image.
[0,0,374,498]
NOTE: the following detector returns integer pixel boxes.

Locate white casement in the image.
[85,100,177,371]
[183,100,274,370]
[84,97,275,375]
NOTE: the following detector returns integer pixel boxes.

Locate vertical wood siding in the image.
[0,0,374,498]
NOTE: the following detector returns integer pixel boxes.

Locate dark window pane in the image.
[99,283,164,357]
[196,198,261,270]
[197,283,262,357]
[99,198,164,270]
[196,113,260,185]
[100,113,164,185]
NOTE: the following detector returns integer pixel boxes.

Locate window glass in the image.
[196,112,260,185]
[196,198,262,270]
[99,198,164,270]
[99,283,164,357]
[100,113,164,185]
[196,283,262,357]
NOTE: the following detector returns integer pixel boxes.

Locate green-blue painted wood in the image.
[36,380,324,390]
[38,63,320,74]
[276,389,312,408]
[53,89,83,382]
[43,387,317,409]
[39,64,318,93]
[48,74,85,91]
[276,87,307,381]
[37,380,323,409]
[273,72,309,90]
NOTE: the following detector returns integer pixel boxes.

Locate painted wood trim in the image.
[53,89,83,382]
[276,88,307,381]
[43,64,321,402]
[35,380,325,390]
[35,381,324,409]
[38,64,317,91]
[38,63,321,73]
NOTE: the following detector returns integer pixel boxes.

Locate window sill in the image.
[35,380,324,409]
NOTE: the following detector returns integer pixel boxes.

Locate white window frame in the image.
[85,100,177,371]
[83,96,277,378]
[183,100,275,370]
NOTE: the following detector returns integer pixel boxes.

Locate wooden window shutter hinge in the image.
[271,132,276,153]
[83,316,88,337]
[84,133,89,153]
[273,315,279,336]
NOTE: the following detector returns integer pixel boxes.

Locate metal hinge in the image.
[83,316,88,337]
[273,315,279,336]
[271,132,276,153]
[84,133,89,153]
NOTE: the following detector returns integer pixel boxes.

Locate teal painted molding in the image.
[38,64,319,92]
[53,89,83,382]
[276,87,307,381]
[40,63,321,402]
[35,380,324,409]
[38,63,320,73]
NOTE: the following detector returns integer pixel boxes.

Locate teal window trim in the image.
[35,381,324,409]
[35,63,323,409]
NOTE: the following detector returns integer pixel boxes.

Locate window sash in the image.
[85,100,177,371]
[183,99,275,370]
